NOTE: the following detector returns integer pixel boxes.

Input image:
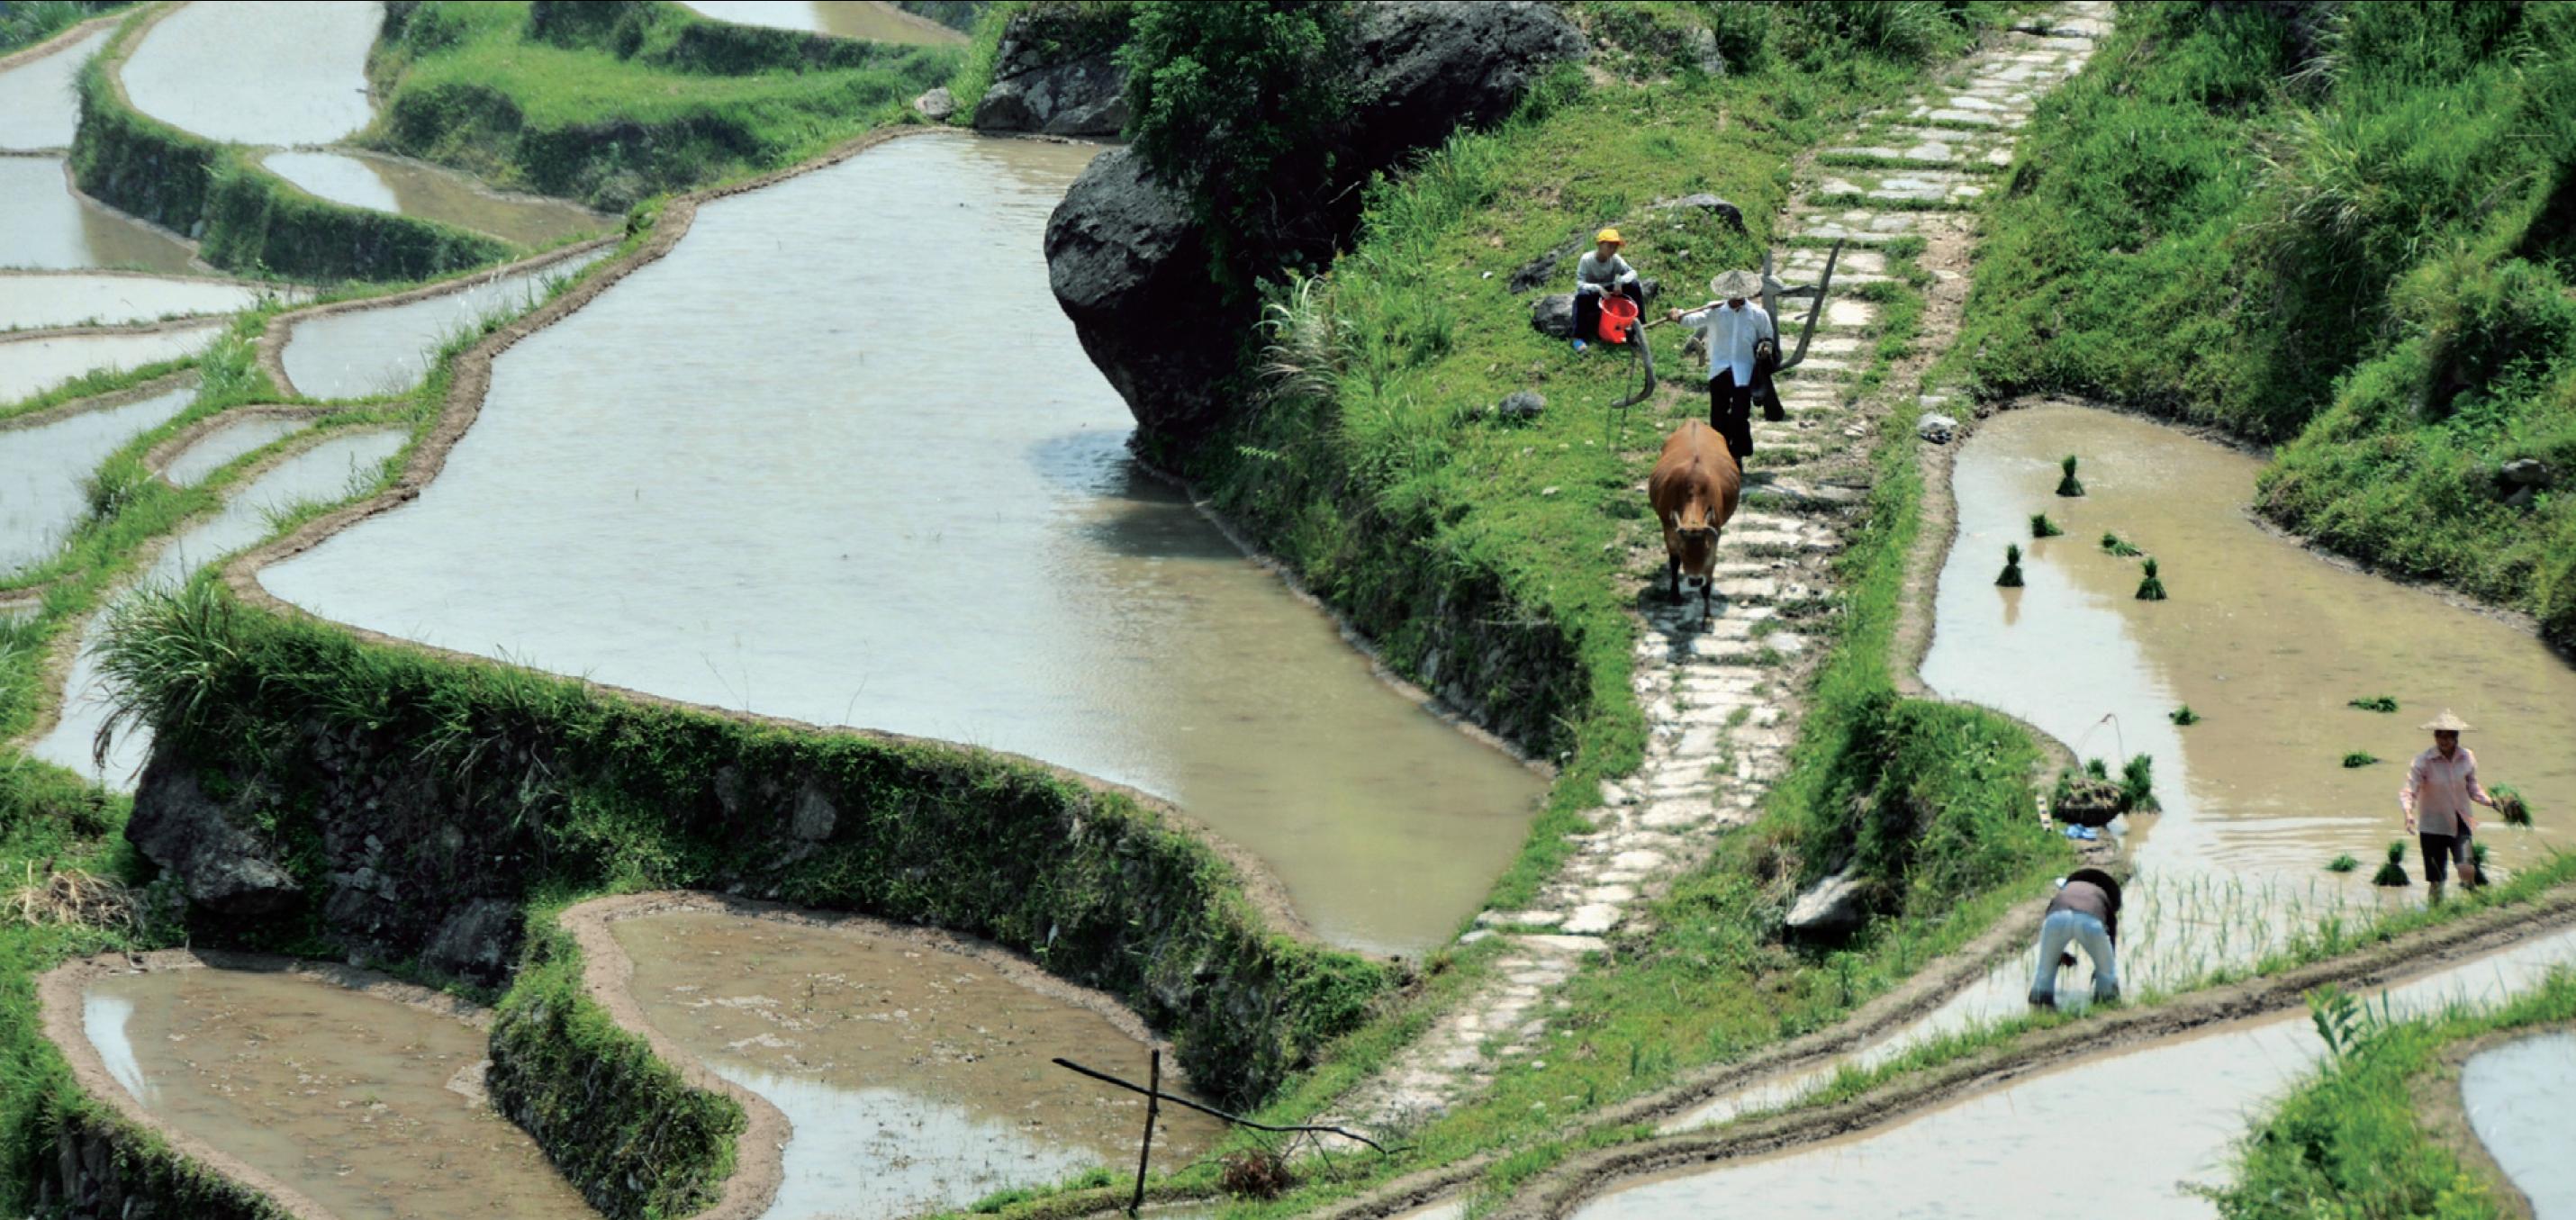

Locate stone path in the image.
[1333,2,2111,1134]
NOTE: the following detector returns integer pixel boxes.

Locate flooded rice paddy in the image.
[2462,1032,2576,1216]
[32,428,407,789]
[259,133,1542,956]
[260,150,607,249]
[0,381,194,574]
[1925,403,2575,886]
[277,249,610,400]
[0,25,110,150]
[0,157,201,274]
[679,1,969,43]
[0,321,220,404]
[160,414,317,486]
[80,963,595,1220]
[610,907,1222,1218]
[1601,926,2576,1220]
[119,1,382,147]
[0,271,277,331]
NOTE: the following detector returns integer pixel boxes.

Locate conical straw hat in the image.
[1708,268,1762,298]
[2419,709,2472,732]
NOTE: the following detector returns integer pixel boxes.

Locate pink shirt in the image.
[2400,746,2492,836]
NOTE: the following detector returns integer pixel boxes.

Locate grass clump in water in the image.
[2169,704,2200,726]
[2372,840,2410,887]
[1995,542,2025,587]
[2348,695,2400,713]
[2343,751,2379,769]
[2054,454,2083,497]
[2029,511,2063,538]
[2133,555,2167,601]
[2100,531,2140,556]
[2325,854,2360,873]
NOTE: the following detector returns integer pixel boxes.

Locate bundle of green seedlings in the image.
[2056,454,2084,496]
[2493,784,2534,827]
[2373,840,2409,887]
[2029,512,2063,538]
[2325,854,2359,873]
[2100,531,2140,556]
[2169,705,2199,725]
[2135,556,2166,601]
[1995,542,2025,587]
[2347,695,2399,713]
[2342,751,2378,768]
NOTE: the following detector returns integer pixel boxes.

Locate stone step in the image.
[1793,210,1921,242]
[1814,167,1990,206]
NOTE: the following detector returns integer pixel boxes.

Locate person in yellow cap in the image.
[2400,709,2499,887]
[1570,227,1644,352]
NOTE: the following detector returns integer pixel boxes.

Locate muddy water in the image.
[260,134,1542,955]
[678,1,968,43]
[2462,1032,2576,1215]
[161,416,316,486]
[278,249,610,400]
[0,383,194,574]
[80,965,595,1220]
[0,322,220,404]
[0,157,200,274]
[261,150,606,249]
[1924,404,2576,883]
[0,272,277,331]
[1591,926,2576,1220]
[119,1,382,147]
[0,26,111,149]
[612,909,1222,1218]
[31,428,407,788]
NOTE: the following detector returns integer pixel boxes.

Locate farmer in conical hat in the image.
[2400,709,2499,887]
[1667,268,1775,463]
[1570,227,1645,352]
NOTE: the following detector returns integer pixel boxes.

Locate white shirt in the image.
[1576,250,1637,292]
[1678,301,1774,383]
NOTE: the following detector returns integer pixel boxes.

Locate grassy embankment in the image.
[2211,968,2576,1218]
[362,0,960,212]
[0,0,124,55]
[1948,1,2576,649]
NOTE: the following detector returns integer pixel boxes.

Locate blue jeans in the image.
[2029,908,2118,1006]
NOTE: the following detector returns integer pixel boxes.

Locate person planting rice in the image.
[1667,270,1776,461]
[2400,709,2500,887]
[2029,867,2120,1008]
[1570,228,1644,351]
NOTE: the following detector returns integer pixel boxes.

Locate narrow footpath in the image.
[1337,1,2115,1131]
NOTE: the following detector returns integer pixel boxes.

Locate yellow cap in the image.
[1595,228,1622,245]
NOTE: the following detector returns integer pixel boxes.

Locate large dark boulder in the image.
[128,749,299,917]
[1045,1,1586,448]
[972,6,1134,138]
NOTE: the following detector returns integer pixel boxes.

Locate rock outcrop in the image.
[1045,1,1587,448]
[1784,868,1871,938]
[126,750,298,917]
[972,7,1133,138]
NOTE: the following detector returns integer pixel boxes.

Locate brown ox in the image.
[1648,420,1741,624]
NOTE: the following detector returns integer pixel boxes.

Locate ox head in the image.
[1670,504,1720,588]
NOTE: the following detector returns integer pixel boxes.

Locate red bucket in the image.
[1597,294,1640,344]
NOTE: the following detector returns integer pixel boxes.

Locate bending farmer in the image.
[2029,867,2120,1008]
[1571,228,1644,350]
[2400,709,2497,886]
[1668,270,1775,462]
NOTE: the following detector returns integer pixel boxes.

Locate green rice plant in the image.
[2029,511,2063,538]
[2134,556,2167,601]
[2100,531,2140,556]
[2084,756,2109,781]
[2342,751,2378,768]
[2055,454,2084,496]
[2325,854,2359,872]
[2347,695,2399,713]
[2169,705,2200,725]
[2120,753,2158,812]
[2494,783,2533,826]
[2372,839,2409,887]
[1994,542,2024,587]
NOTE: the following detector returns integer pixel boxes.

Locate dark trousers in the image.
[2420,830,2473,883]
[1573,283,1644,341]
[1708,370,1754,462]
